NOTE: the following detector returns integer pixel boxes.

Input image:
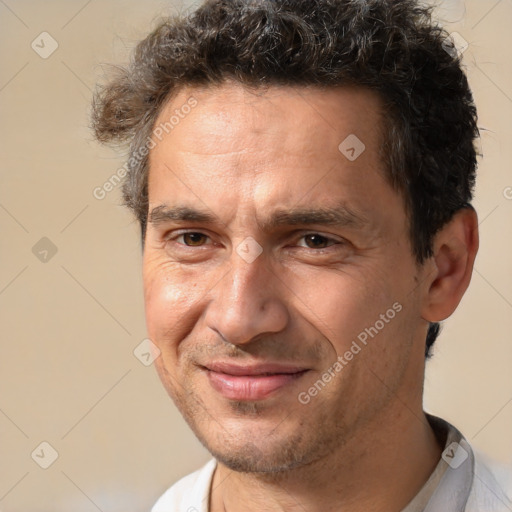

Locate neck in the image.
[210,405,442,512]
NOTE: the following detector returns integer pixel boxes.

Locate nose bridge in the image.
[229,250,268,308]
[205,245,289,344]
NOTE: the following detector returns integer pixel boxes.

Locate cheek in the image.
[291,267,395,351]
[143,263,206,346]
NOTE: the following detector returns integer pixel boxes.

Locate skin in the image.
[142,81,479,511]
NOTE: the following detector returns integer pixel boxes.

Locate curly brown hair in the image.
[91,0,479,356]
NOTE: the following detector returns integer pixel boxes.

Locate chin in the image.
[208,440,309,474]
[189,418,317,474]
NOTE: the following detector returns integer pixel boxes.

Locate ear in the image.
[421,207,479,323]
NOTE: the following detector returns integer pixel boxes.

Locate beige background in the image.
[0,0,511,510]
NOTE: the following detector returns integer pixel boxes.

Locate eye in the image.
[297,234,338,249]
[176,232,210,246]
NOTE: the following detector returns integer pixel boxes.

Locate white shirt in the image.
[152,416,512,512]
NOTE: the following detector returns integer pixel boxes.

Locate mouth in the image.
[201,362,310,401]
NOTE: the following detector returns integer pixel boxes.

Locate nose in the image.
[204,245,289,345]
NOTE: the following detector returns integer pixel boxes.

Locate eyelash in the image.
[167,231,343,250]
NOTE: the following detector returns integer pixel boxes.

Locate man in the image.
[92,0,511,510]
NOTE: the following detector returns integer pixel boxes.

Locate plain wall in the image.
[1,0,511,510]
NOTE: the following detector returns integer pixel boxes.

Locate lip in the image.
[202,362,309,401]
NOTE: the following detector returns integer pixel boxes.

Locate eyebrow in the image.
[266,205,368,230]
[148,203,369,231]
[149,205,216,225]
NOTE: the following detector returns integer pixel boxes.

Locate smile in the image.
[202,362,309,401]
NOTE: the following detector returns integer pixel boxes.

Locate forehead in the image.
[151,81,384,165]
[146,82,400,232]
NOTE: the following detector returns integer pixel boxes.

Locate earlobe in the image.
[421,207,479,323]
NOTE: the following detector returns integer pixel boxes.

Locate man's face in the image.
[143,82,429,472]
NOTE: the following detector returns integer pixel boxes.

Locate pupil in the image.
[185,233,204,245]
[307,234,327,248]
